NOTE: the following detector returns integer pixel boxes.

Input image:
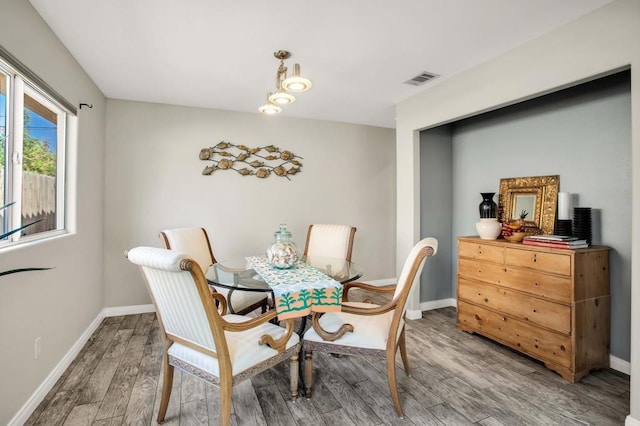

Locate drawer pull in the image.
[474,314,481,321]
[502,316,507,321]
[484,298,489,303]
[560,345,566,351]
[532,254,537,263]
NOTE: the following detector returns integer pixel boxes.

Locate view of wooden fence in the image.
[0,168,56,236]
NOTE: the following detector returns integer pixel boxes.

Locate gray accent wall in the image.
[420,71,631,361]
[419,126,453,302]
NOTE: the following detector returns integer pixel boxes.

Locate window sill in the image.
[0,229,71,254]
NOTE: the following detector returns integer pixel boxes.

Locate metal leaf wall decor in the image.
[199,141,303,180]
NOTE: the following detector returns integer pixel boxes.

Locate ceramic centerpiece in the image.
[476,218,502,240]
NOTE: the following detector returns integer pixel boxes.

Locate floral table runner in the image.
[246,256,343,320]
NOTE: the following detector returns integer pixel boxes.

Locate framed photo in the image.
[498,175,559,235]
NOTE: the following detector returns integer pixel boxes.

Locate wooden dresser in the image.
[456,236,610,382]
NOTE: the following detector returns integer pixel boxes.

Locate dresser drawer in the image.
[458,258,504,286]
[506,248,571,276]
[459,241,504,264]
[458,278,571,334]
[504,267,572,303]
[457,301,572,368]
[459,258,572,303]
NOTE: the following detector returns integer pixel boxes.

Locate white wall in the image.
[0,2,106,425]
[396,0,640,422]
[104,99,396,307]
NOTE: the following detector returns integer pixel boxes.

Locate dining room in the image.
[1,1,638,425]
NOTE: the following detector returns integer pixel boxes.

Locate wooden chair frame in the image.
[160,227,269,315]
[303,241,436,418]
[127,248,300,426]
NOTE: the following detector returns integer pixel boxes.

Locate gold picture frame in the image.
[498,175,559,235]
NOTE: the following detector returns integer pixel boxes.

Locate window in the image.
[1,58,71,247]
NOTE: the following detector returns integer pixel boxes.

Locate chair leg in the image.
[219,378,233,426]
[304,348,313,398]
[399,328,411,376]
[290,353,299,401]
[157,354,174,424]
[386,350,404,418]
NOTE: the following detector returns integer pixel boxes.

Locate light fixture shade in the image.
[259,94,282,115]
[259,103,282,114]
[282,63,312,92]
[269,89,296,105]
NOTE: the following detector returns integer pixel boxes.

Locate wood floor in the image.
[26,303,629,425]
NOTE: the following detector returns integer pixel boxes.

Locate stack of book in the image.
[522,235,589,249]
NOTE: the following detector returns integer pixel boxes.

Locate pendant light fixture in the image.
[269,82,296,105]
[258,93,282,115]
[283,63,312,92]
[259,50,311,115]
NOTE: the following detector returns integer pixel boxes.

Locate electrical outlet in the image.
[34,337,41,359]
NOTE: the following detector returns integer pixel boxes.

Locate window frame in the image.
[0,57,73,248]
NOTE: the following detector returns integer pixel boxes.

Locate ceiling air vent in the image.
[404,71,439,86]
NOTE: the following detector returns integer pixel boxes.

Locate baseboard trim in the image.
[420,298,457,311]
[406,298,456,320]
[610,355,631,375]
[406,309,422,320]
[103,304,155,316]
[8,310,106,426]
[626,415,640,426]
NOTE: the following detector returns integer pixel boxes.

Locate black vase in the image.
[479,192,498,218]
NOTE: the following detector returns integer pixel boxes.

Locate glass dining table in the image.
[205,255,363,333]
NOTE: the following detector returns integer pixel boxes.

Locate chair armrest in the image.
[221,309,278,331]
[210,292,228,315]
[310,299,399,342]
[311,312,354,342]
[259,318,295,353]
[342,298,398,316]
[342,281,396,302]
[221,310,294,353]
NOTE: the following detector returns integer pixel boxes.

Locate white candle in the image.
[558,192,571,220]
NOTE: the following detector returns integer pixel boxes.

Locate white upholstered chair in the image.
[126,246,300,426]
[302,224,357,262]
[160,227,268,315]
[302,237,438,418]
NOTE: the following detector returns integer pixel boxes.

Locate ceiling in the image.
[29,0,613,129]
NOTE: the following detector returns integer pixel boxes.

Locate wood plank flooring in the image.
[26,294,629,425]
